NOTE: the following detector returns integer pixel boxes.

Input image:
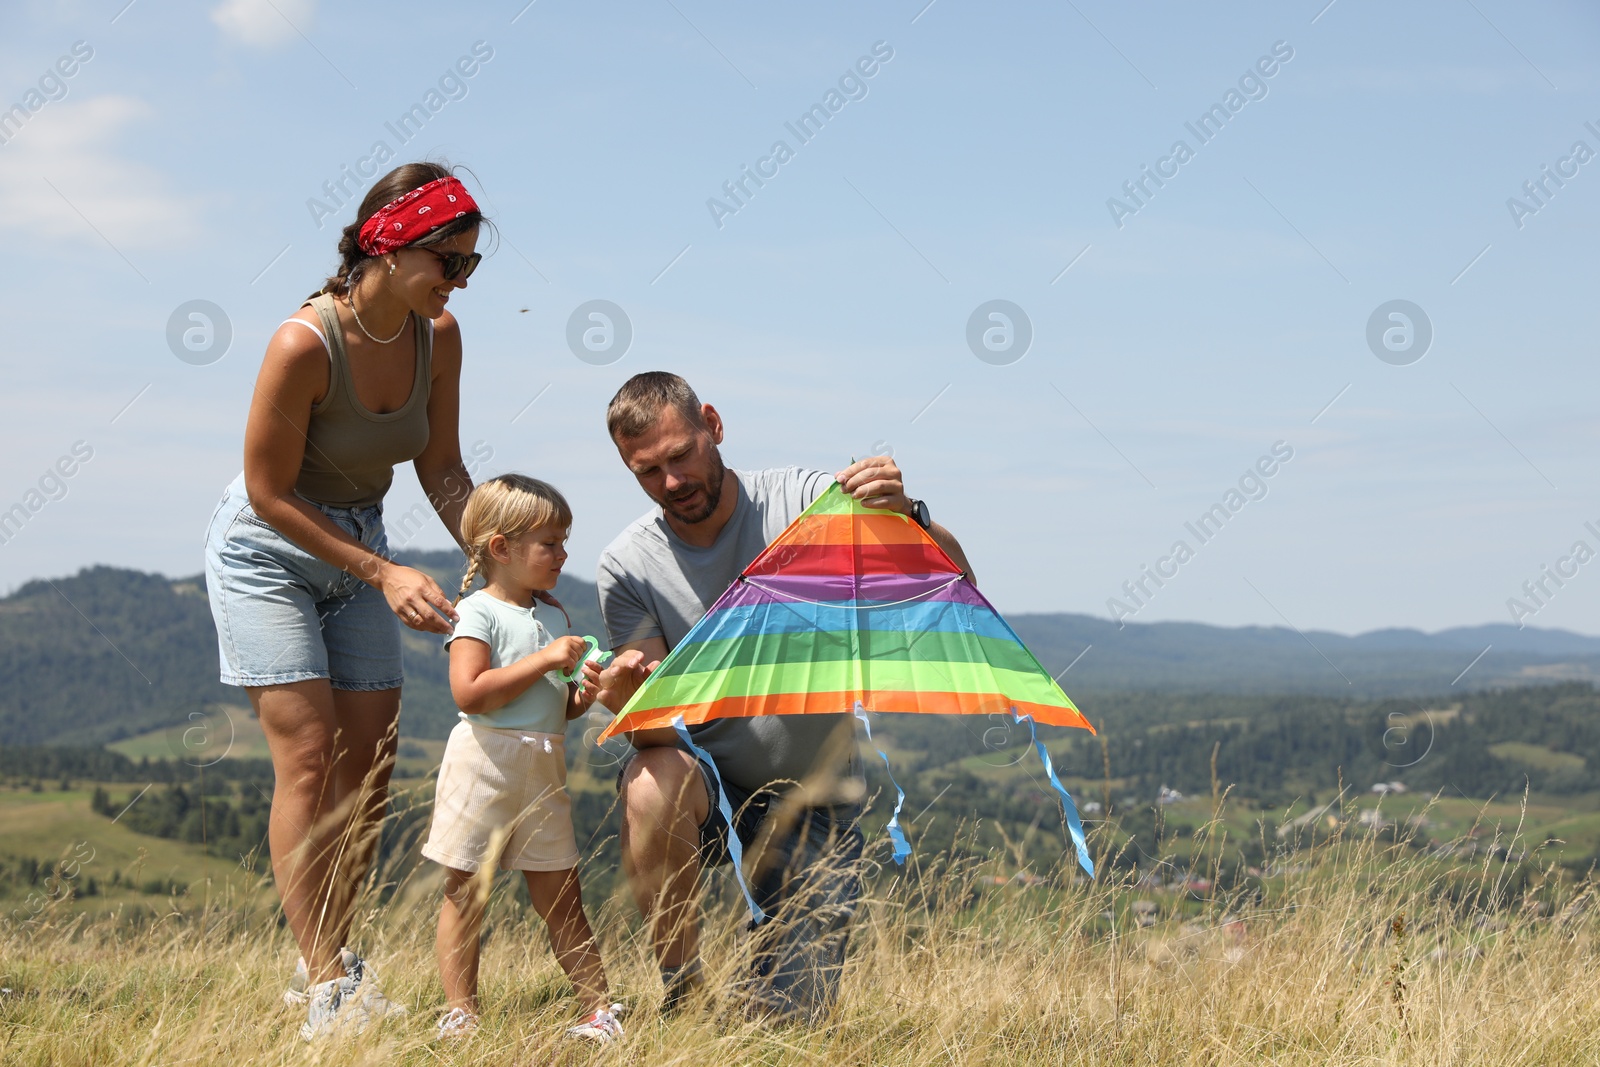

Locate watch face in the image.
[914,500,931,529]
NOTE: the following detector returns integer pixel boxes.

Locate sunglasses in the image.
[414,247,482,281]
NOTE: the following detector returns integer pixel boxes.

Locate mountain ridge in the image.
[0,561,1593,746]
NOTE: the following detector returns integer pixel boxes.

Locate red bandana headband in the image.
[357,176,479,256]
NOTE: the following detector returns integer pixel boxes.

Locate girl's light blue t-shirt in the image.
[445,590,569,733]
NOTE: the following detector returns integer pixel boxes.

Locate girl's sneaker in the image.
[565,1005,624,1044]
[436,1006,480,1041]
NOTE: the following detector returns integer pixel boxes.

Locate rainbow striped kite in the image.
[600,480,1097,890]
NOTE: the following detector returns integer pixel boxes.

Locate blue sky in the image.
[1,0,1597,636]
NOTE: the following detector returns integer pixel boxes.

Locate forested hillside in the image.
[2,561,1597,746]
[878,683,1600,811]
[0,557,603,745]
[0,568,235,745]
[1007,614,1600,696]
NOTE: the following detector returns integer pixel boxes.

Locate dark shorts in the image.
[618,750,865,1021]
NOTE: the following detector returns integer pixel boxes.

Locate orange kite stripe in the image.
[610,689,1095,733]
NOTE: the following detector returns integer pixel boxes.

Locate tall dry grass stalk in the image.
[2,801,1598,1065]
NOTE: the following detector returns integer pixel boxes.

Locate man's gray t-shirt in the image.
[597,467,862,797]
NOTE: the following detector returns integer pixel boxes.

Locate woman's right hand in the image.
[378,563,458,634]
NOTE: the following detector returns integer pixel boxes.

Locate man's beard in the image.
[657,450,727,525]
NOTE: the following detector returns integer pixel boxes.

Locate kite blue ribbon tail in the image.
[853,706,911,865]
[672,716,766,925]
[1015,711,1095,878]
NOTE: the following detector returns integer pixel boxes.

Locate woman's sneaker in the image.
[565,1005,624,1044]
[289,949,407,1037]
[342,952,408,1022]
[299,976,366,1041]
[283,947,360,1008]
[435,1006,480,1041]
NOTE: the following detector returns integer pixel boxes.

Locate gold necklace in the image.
[346,287,409,344]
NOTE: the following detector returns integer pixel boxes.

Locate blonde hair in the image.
[455,474,573,603]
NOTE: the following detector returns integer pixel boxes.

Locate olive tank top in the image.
[290,292,432,508]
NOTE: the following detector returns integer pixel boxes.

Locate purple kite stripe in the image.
[717,571,980,610]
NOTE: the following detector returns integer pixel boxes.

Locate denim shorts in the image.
[617,752,864,1022]
[203,473,402,691]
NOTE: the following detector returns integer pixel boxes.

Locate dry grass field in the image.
[3,803,1597,1067]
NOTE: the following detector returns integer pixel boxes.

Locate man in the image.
[594,371,973,1020]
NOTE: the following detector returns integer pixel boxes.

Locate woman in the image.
[203,161,485,1040]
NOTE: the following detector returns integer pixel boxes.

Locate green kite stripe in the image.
[645,627,1040,680]
[806,486,862,516]
[631,656,1070,708]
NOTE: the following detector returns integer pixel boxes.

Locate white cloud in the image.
[210,0,316,48]
[0,95,196,251]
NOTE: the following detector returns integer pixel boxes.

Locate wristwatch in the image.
[909,498,932,530]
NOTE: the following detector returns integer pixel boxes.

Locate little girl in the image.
[421,474,621,1043]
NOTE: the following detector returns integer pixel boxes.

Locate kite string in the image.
[1015,711,1095,878]
[672,716,767,925]
[853,705,911,866]
[740,572,965,610]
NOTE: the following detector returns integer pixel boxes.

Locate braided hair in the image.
[454,549,487,606]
